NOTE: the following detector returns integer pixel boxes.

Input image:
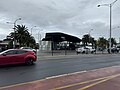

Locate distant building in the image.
[0,36,13,51]
[116,43,120,48]
[40,32,81,51]
[0,40,9,51]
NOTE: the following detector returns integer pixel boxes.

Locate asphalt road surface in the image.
[0,54,120,87]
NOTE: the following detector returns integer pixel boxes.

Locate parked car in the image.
[86,46,96,53]
[76,46,96,54]
[20,47,37,54]
[0,49,37,65]
[111,47,119,53]
[76,47,89,54]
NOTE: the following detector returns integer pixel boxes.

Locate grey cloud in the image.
[0,34,6,40]
[0,0,120,41]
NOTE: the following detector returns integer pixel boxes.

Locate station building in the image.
[40,32,81,51]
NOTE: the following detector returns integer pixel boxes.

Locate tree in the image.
[89,37,96,48]
[26,35,36,47]
[108,38,117,47]
[82,34,96,48]
[16,25,30,46]
[97,37,108,50]
[82,34,90,46]
[9,25,36,48]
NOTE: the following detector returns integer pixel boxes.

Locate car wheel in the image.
[91,51,93,54]
[25,58,34,65]
[76,52,80,54]
[82,51,85,54]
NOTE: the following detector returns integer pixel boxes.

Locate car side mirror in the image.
[2,53,7,56]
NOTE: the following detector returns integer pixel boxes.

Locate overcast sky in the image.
[0,0,120,42]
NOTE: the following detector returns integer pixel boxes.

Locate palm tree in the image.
[9,25,36,48]
[15,25,30,46]
[82,34,90,46]
[26,36,36,47]
[82,34,96,48]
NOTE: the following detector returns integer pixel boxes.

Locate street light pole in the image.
[37,29,44,50]
[13,18,21,49]
[38,31,42,50]
[98,0,118,53]
[88,29,93,36]
[31,26,36,35]
[109,4,112,53]
[88,29,93,43]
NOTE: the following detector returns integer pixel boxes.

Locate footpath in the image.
[37,50,109,60]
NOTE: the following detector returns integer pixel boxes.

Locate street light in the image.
[114,26,120,43]
[14,18,21,48]
[31,26,36,35]
[88,29,93,36]
[88,29,93,43]
[117,26,120,43]
[98,0,118,53]
[7,18,21,48]
[37,29,44,50]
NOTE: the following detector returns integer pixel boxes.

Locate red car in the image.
[0,49,37,65]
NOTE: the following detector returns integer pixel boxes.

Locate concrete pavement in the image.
[37,50,118,60]
[37,50,109,56]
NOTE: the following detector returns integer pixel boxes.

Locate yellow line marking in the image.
[78,74,119,90]
[78,78,111,90]
[0,78,45,90]
[52,74,120,90]
[0,66,120,90]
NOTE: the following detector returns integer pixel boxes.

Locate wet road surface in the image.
[0,54,120,88]
[1,66,120,90]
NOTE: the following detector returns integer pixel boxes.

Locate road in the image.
[0,54,120,87]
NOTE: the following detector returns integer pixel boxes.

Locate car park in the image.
[0,49,37,65]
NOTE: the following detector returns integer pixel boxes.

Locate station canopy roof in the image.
[42,32,81,43]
